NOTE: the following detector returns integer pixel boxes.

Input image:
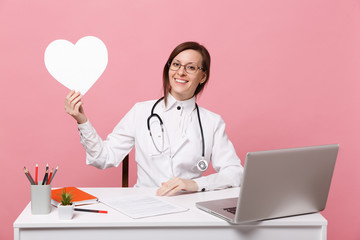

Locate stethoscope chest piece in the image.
[197,157,208,171]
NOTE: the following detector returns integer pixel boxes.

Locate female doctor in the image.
[65,41,243,196]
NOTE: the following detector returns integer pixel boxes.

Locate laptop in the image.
[196,144,339,224]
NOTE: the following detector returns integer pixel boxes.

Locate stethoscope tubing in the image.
[147,97,207,171]
[195,102,205,158]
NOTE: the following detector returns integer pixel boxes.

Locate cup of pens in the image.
[31,183,51,214]
[24,164,58,215]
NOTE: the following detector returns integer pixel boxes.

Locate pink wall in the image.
[1,0,359,239]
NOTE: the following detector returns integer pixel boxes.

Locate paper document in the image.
[101,195,188,219]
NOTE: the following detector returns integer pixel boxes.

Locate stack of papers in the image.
[101,195,188,219]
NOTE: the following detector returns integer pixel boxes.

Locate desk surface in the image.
[14,187,327,228]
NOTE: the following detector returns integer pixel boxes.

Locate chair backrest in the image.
[122,155,129,187]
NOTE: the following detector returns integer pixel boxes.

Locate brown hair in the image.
[162,41,211,105]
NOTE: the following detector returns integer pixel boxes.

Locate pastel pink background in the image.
[0,0,359,239]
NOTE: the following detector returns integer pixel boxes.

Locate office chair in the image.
[122,154,129,187]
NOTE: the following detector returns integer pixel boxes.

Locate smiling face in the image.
[168,49,207,101]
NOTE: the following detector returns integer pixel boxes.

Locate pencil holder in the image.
[31,183,51,214]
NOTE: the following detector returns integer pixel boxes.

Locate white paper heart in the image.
[44,36,108,95]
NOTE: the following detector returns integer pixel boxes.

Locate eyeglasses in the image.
[168,60,205,74]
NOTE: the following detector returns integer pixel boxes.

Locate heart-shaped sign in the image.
[44,36,108,95]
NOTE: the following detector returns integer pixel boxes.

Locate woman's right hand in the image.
[65,90,88,124]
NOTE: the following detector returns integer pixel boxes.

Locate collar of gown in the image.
[163,93,196,113]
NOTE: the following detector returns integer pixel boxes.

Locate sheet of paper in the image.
[101,195,188,219]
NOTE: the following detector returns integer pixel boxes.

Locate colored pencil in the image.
[24,167,35,185]
[49,166,58,184]
[47,168,53,185]
[35,164,38,185]
[74,208,108,214]
[23,167,35,185]
[42,169,49,185]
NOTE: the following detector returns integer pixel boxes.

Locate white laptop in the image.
[196,144,339,224]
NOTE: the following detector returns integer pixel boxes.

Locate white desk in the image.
[14,187,327,240]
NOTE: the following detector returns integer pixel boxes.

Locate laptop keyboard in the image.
[223,207,236,214]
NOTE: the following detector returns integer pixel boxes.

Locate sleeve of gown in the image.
[193,116,244,191]
[77,104,137,169]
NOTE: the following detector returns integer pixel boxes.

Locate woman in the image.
[65,41,243,196]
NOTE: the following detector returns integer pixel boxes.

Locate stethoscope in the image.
[147,97,208,171]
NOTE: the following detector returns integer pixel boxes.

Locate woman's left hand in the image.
[156,177,199,196]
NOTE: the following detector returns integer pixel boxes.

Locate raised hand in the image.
[64,90,88,124]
